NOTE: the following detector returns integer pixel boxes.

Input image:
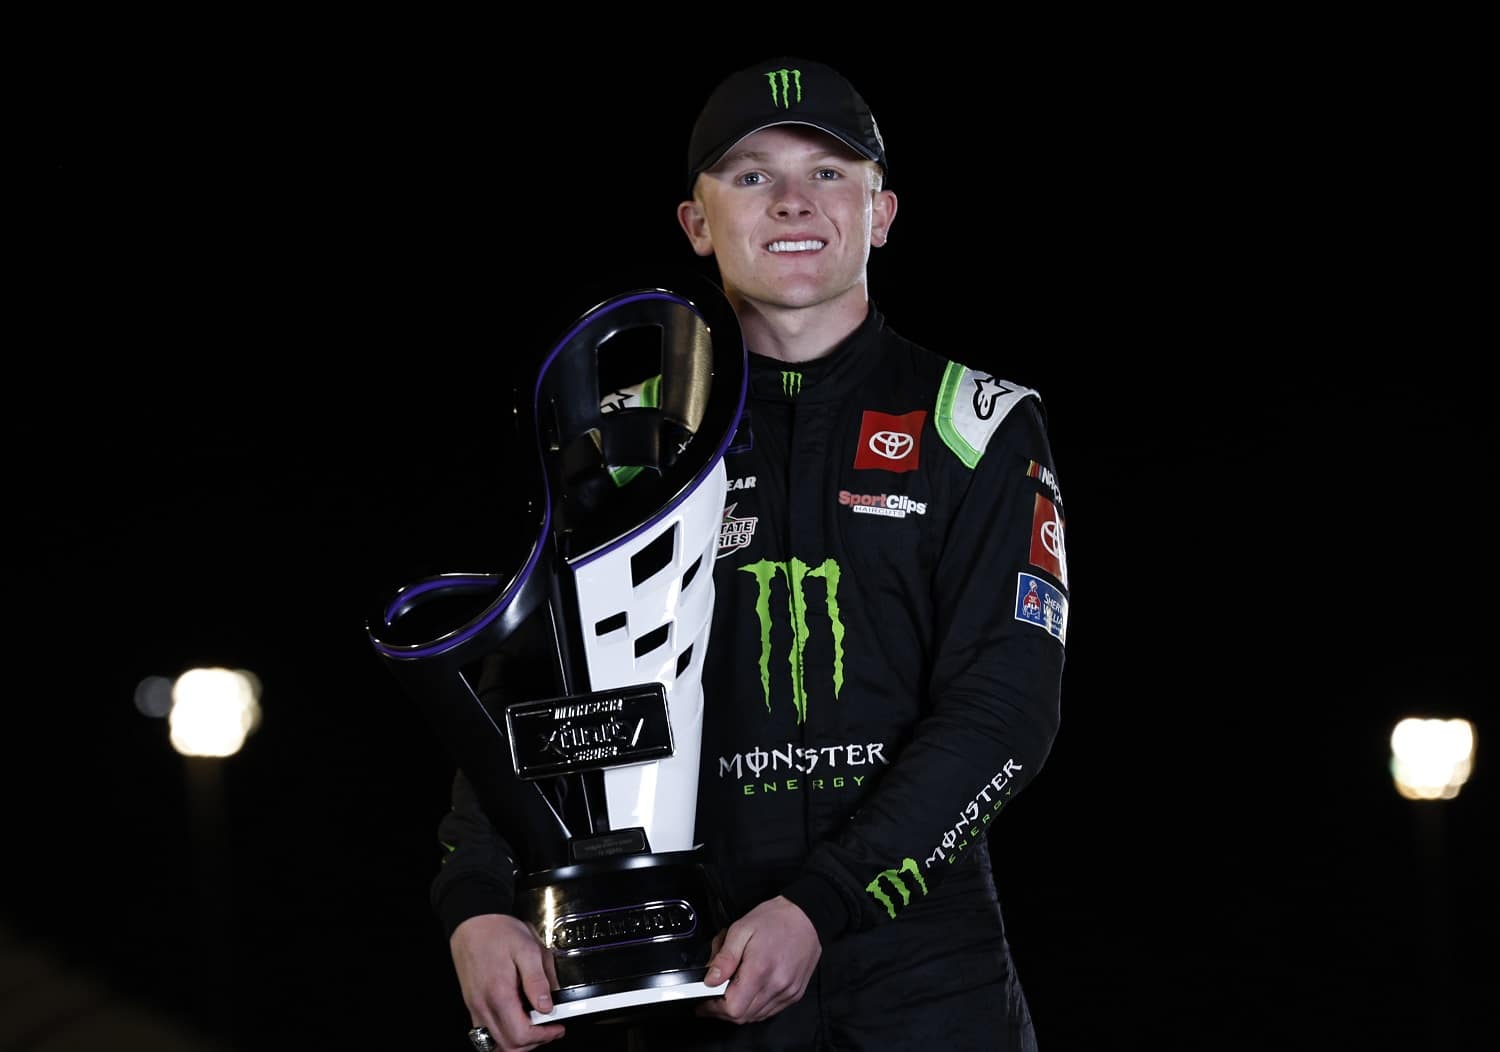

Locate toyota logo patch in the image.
[853,410,927,473]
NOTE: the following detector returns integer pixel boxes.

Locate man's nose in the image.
[770,188,814,217]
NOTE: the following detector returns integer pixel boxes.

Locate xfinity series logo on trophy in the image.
[505,685,673,780]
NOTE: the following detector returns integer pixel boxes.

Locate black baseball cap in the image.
[686,57,887,192]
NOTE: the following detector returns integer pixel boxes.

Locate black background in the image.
[13,22,1494,1052]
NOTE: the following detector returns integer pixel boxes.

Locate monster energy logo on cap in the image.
[765,68,803,108]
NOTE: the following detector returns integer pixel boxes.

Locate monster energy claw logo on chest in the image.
[765,68,802,108]
[741,557,844,724]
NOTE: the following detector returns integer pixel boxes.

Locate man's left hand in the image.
[695,895,821,1025]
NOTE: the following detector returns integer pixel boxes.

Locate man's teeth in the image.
[767,240,826,253]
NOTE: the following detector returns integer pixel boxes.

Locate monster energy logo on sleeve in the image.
[741,557,843,723]
[765,68,802,108]
[781,370,802,397]
[866,857,928,920]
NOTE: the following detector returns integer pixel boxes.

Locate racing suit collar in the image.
[746,305,885,403]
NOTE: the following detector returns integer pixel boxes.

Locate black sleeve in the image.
[428,652,522,939]
[431,767,519,939]
[784,396,1068,939]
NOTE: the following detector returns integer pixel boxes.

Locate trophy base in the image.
[513,847,730,1026]
[529,977,729,1025]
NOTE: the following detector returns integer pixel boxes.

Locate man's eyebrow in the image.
[718,147,852,166]
[719,149,769,165]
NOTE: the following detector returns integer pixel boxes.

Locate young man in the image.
[437,57,1069,1051]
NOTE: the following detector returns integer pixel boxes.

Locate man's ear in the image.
[677,199,715,257]
[870,189,898,248]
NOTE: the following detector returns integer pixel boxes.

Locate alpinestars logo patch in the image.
[971,375,1014,419]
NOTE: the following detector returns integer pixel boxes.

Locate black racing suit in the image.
[433,306,1070,1051]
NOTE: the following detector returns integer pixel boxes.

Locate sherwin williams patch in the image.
[1014,572,1068,644]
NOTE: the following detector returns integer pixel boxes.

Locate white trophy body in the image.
[567,459,726,852]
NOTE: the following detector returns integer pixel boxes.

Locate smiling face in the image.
[677,125,897,323]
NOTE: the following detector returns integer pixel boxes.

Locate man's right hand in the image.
[450,913,566,1052]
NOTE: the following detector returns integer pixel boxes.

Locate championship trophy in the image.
[367,273,746,1024]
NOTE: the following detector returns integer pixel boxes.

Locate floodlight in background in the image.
[1390,717,1475,800]
[1391,715,1475,1050]
[134,665,263,1019]
[166,667,263,757]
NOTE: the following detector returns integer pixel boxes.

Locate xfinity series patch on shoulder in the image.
[1015,572,1068,644]
[1027,459,1063,505]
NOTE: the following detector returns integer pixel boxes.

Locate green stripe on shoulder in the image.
[934,361,1039,469]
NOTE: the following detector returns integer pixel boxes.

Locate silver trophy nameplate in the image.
[505,682,673,780]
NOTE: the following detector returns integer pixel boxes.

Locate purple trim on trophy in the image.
[371,290,745,660]
[539,293,683,561]
[381,573,501,626]
[370,532,548,660]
